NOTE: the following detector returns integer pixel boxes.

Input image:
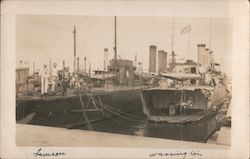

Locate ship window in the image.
[191,79,196,85]
[191,67,196,73]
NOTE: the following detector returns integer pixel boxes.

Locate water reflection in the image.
[79,109,221,143]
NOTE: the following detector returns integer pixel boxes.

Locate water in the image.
[16,90,225,143]
[78,109,221,143]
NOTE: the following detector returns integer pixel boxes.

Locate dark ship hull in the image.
[140,85,230,124]
[16,88,142,128]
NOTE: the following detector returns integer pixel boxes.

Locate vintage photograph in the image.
[15,15,232,147]
[1,0,249,158]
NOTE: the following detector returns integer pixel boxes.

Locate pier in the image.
[16,123,229,148]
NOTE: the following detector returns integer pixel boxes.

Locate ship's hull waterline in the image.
[16,88,143,128]
[140,85,230,124]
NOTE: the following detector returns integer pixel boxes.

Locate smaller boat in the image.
[140,71,230,124]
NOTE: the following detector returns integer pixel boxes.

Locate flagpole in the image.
[181,24,191,61]
[188,30,191,60]
[73,25,76,73]
[210,18,212,49]
[114,16,117,86]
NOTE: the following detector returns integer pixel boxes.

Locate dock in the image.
[207,100,231,145]
[16,123,229,148]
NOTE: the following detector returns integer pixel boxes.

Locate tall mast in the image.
[114,16,117,85]
[73,25,76,73]
[171,20,175,72]
[209,18,212,49]
[62,60,65,70]
[49,57,51,75]
[49,57,51,69]
[187,28,191,60]
[104,48,108,71]
[33,62,35,74]
[84,57,87,73]
[89,63,91,76]
[171,21,174,56]
[77,57,79,72]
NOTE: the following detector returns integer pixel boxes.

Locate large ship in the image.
[140,44,231,124]
[16,56,151,128]
[16,17,150,129]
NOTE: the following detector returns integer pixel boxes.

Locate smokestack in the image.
[165,51,168,71]
[104,48,108,71]
[62,60,65,70]
[77,57,79,72]
[33,62,35,74]
[159,50,167,73]
[209,51,214,68]
[149,45,157,73]
[134,54,137,69]
[84,57,87,73]
[89,63,91,76]
[158,50,166,73]
[197,44,206,65]
[205,48,210,66]
[138,62,143,78]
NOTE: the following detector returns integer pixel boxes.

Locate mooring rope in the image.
[102,104,176,128]
[103,112,148,129]
[103,103,146,120]
[76,90,230,129]
[103,105,146,124]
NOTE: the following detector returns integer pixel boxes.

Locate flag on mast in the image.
[181,24,191,34]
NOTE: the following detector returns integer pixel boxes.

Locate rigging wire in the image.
[77,91,230,129]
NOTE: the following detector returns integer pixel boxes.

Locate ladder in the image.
[72,91,104,130]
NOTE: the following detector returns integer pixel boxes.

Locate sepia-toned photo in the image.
[15,15,232,146]
[1,1,249,159]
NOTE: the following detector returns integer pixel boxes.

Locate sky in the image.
[16,15,232,76]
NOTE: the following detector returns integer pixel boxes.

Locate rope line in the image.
[76,91,230,129]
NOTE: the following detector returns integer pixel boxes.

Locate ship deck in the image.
[143,85,214,91]
[16,86,145,101]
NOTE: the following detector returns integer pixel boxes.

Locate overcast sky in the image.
[16,15,232,76]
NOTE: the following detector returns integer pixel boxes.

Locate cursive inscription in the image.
[33,148,66,157]
[149,150,202,159]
